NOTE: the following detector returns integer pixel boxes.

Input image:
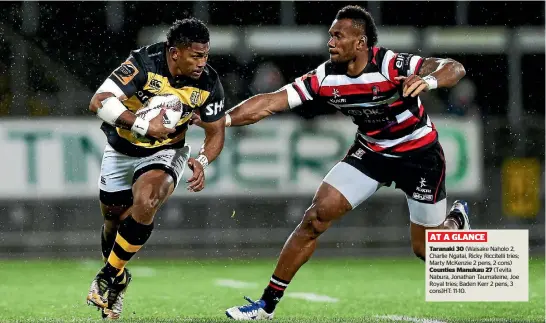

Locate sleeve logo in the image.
[113,60,139,85]
[205,99,224,116]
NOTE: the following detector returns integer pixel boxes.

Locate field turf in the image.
[0,257,543,322]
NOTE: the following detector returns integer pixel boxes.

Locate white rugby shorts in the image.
[98,143,191,193]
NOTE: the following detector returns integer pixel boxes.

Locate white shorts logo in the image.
[412,192,433,202]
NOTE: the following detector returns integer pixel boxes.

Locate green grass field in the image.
[0,257,543,323]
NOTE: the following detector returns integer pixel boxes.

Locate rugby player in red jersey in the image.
[204,5,469,320]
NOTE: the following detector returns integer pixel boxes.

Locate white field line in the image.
[284,292,339,303]
[215,279,259,289]
[375,315,447,323]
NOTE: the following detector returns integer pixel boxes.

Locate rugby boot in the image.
[226,296,274,320]
[102,268,132,320]
[449,200,471,229]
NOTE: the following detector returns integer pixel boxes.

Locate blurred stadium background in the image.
[0,1,543,261]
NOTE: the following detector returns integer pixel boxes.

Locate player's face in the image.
[327,19,364,63]
[175,42,210,79]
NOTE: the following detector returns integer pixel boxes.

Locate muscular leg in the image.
[131,169,175,225]
[98,189,133,263]
[259,182,352,313]
[272,182,352,280]
[226,161,380,319]
[100,203,131,263]
[102,170,175,278]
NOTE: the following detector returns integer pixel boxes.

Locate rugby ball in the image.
[133,94,183,141]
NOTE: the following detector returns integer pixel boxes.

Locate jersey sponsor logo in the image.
[394,53,414,76]
[113,60,139,85]
[395,55,405,69]
[205,99,224,116]
[347,108,382,117]
[329,98,346,104]
[135,90,153,103]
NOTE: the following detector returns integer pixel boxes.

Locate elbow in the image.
[451,59,466,82]
[89,96,100,114]
[457,62,466,79]
[89,92,115,114]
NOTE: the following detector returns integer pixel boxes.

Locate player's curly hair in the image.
[336,5,378,47]
[167,18,210,48]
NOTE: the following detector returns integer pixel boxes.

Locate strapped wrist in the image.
[422,75,438,90]
[196,154,209,169]
[131,117,149,136]
[225,114,232,127]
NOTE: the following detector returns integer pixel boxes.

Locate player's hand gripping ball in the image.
[134,94,182,142]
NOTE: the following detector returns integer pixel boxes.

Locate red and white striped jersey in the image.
[285,46,437,157]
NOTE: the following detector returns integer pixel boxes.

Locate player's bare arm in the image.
[226,89,290,127]
[89,90,174,140]
[186,116,226,192]
[395,57,466,97]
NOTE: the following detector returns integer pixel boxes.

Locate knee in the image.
[299,206,331,238]
[132,187,167,223]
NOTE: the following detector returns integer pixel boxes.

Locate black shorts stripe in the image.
[133,164,177,186]
[99,189,133,207]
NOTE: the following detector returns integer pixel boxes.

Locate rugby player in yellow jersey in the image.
[86,18,227,319]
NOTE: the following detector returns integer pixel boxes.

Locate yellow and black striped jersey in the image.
[101,42,225,157]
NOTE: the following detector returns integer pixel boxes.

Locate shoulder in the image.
[301,60,330,81]
[128,42,166,71]
[200,64,223,92]
[370,46,397,66]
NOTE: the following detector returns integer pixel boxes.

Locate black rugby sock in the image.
[102,216,154,278]
[260,275,290,314]
[100,224,117,263]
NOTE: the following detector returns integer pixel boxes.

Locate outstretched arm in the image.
[192,68,321,128]
[226,89,291,127]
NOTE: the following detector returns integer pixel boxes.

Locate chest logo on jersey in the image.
[190,91,201,106]
[371,85,386,100]
[149,79,162,90]
[329,88,347,104]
